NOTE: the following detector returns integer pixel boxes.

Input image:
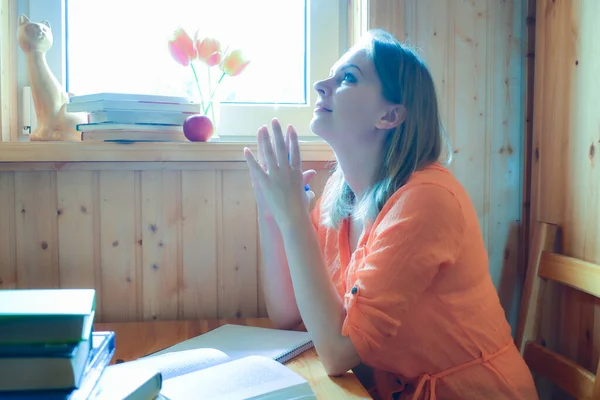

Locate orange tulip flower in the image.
[168,28,196,66]
[221,49,250,77]
[195,35,222,66]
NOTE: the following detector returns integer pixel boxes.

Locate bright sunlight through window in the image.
[66,0,306,105]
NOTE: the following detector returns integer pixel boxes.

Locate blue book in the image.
[0,331,116,399]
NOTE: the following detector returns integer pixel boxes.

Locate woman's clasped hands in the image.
[244,118,316,230]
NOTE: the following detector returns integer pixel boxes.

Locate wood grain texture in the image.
[0,142,334,162]
[0,163,330,322]
[528,0,600,397]
[0,171,16,288]
[369,0,525,332]
[94,319,372,400]
[523,341,595,400]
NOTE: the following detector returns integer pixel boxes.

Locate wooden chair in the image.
[516,221,600,399]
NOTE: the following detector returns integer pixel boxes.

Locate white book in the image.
[87,110,193,125]
[69,92,191,105]
[66,99,200,114]
[77,122,184,133]
[81,131,189,142]
[112,325,316,400]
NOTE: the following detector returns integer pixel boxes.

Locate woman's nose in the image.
[313,79,330,97]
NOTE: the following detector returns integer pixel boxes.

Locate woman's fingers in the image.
[288,125,302,169]
[302,169,317,186]
[271,119,288,167]
[244,147,267,187]
[259,126,278,172]
[257,126,268,171]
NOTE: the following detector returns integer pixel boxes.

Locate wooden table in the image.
[94,318,371,400]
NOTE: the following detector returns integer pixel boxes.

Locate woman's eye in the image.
[342,72,357,83]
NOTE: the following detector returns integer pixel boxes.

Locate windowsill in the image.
[0,139,335,163]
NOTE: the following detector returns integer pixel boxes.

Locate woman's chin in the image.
[309,118,329,139]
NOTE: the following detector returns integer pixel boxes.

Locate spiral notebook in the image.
[148,324,314,364]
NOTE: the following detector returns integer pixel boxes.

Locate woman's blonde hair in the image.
[320,29,452,228]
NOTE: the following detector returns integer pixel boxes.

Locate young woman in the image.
[243,29,538,400]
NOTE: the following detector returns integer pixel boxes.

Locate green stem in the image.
[190,63,205,110]
[204,71,226,116]
[204,67,213,115]
[208,72,226,102]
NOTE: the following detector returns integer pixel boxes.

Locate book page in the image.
[150,324,313,363]
[161,355,314,400]
[114,348,230,379]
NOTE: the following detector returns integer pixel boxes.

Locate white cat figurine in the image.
[17,15,87,141]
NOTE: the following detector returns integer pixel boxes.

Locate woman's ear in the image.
[375,105,405,130]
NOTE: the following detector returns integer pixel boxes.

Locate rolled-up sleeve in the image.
[341,184,465,361]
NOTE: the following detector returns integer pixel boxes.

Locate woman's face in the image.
[310,46,391,146]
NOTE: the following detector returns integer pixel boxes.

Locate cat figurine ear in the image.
[18,14,30,25]
[41,20,51,28]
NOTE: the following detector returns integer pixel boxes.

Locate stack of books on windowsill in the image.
[0,289,118,399]
[66,92,201,142]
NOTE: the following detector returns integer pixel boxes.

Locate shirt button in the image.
[351,286,358,295]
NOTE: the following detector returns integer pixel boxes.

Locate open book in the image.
[112,324,316,399]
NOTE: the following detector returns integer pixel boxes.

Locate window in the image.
[18,0,347,138]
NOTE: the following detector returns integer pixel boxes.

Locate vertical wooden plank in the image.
[402,0,417,45]
[219,170,258,318]
[181,171,218,319]
[14,171,59,288]
[99,171,137,321]
[535,0,571,226]
[451,0,489,246]
[564,0,600,378]
[56,171,97,289]
[0,0,18,142]
[133,171,143,321]
[368,0,405,41]
[520,0,536,288]
[0,171,16,288]
[488,0,525,332]
[141,171,182,321]
[412,0,451,167]
[531,1,600,396]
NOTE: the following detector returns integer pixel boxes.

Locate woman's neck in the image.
[332,138,383,202]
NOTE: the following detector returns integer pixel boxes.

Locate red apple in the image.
[183,115,214,142]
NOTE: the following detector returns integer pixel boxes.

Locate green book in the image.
[0,289,96,345]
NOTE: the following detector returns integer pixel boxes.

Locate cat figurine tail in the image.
[17,14,88,141]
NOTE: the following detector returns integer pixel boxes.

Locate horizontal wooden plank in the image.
[524,341,595,399]
[539,251,600,298]
[0,142,334,163]
[0,161,332,172]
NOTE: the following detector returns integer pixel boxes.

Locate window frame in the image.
[11,0,348,141]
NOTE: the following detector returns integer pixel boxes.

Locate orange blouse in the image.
[310,163,538,400]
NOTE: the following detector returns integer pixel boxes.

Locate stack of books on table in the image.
[0,289,116,399]
[66,92,201,142]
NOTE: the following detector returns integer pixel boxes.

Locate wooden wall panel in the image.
[218,170,258,319]
[14,171,59,288]
[370,0,526,331]
[56,171,97,289]
[529,0,600,397]
[181,171,219,319]
[98,171,138,322]
[0,171,16,288]
[0,163,330,322]
[141,171,183,321]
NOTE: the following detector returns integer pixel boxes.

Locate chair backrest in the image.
[516,221,600,400]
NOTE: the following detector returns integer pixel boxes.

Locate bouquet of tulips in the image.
[168,28,249,140]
